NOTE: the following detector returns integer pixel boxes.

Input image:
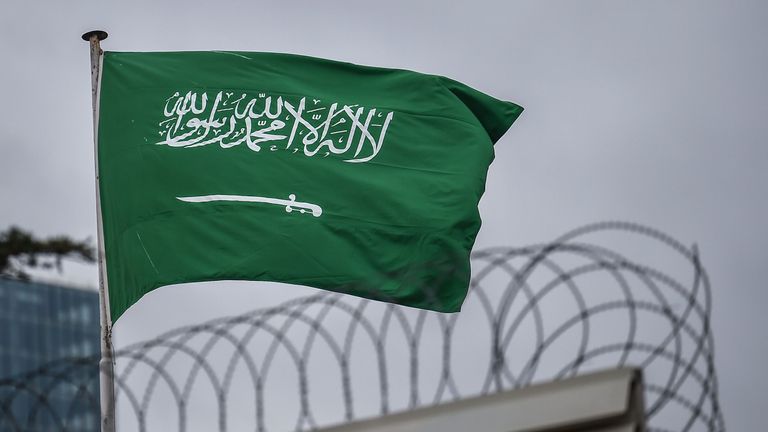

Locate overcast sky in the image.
[1,0,766,430]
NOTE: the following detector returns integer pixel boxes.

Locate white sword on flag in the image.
[82,29,117,432]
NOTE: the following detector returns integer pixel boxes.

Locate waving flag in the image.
[96,51,523,321]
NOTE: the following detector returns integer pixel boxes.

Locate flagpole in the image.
[82,29,117,432]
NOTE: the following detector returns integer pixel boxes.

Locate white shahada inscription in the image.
[157,90,394,163]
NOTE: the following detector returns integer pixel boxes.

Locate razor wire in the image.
[0,221,725,431]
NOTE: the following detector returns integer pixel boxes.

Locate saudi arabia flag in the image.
[96,51,523,321]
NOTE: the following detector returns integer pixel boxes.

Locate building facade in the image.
[0,278,100,431]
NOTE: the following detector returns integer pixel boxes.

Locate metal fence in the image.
[0,221,725,431]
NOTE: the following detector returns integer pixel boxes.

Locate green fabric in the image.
[97,51,523,322]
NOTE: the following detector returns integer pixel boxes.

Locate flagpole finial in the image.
[81,30,108,41]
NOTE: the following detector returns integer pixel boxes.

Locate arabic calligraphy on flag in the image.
[157,90,394,163]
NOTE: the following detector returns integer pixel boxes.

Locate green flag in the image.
[96,51,523,322]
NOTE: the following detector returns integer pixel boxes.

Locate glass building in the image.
[0,278,100,431]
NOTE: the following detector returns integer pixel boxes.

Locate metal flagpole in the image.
[82,29,117,432]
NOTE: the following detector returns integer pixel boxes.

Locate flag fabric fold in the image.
[96,51,523,322]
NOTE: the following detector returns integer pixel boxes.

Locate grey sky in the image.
[1,0,766,430]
